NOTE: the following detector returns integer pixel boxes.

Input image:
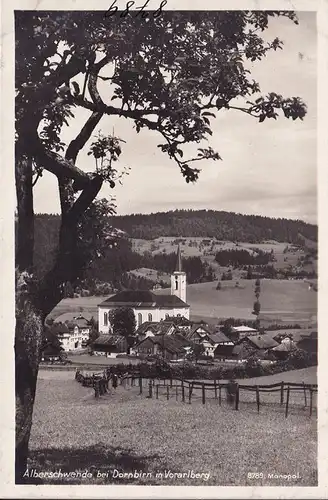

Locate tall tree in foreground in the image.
[108,307,136,353]
[15,10,307,481]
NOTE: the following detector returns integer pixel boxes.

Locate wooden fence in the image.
[75,369,317,417]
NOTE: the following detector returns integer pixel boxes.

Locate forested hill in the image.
[109,210,317,243]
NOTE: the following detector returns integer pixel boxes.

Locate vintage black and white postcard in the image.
[1,0,328,498]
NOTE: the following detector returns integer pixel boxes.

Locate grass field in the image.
[131,237,317,275]
[28,367,317,486]
[49,278,317,325]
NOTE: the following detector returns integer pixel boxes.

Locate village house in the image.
[98,246,190,333]
[54,314,92,348]
[184,323,234,358]
[135,333,192,361]
[135,321,176,342]
[91,334,127,357]
[232,334,279,361]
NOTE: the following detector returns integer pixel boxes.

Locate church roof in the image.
[98,290,189,308]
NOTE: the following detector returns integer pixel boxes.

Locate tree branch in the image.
[66,111,103,163]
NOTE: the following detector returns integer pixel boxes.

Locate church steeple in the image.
[171,245,187,303]
[175,244,182,272]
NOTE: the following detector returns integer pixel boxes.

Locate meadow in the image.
[50,278,317,326]
[28,367,317,486]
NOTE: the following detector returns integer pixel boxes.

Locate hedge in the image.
[105,350,316,381]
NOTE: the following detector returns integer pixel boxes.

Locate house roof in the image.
[136,321,175,336]
[93,334,126,347]
[53,312,94,324]
[99,290,189,308]
[208,332,233,344]
[163,316,192,326]
[272,341,297,352]
[51,322,70,335]
[232,325,258,333]
[244,335,279,350]
[136,333,192,354]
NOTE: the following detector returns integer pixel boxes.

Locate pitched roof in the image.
[136,321,175,336]
[98,290,189,308]
[232,325,258,333]
[51,322,70,335]
[163,315,192,326]
[53,312,94,324]
[208,332,233,344]
[93,334,126,347]
[245,335,279,350]
[136,333,192,354]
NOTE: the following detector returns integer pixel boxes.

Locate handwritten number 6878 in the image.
[105,0,167,19]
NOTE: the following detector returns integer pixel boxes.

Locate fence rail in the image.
[75,369,317,417]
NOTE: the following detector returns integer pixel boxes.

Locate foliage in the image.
[106,209,317,242]
[40,326,64,356]
[109,307,136,340]
[215,248,272,266]
[88,316,100,345]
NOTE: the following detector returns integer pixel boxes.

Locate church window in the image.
[165,314,169,319]
[104,312,108,326]
[175,276,178,290]
[138,313,142,326]
[148,313,152,322]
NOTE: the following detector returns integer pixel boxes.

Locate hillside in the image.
[30,212,317,287]
[109,209,317,243]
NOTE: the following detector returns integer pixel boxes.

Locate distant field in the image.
[49,278,317,325]
[156,279,317,324]
[131,237,317,277]
[28,368,317,486]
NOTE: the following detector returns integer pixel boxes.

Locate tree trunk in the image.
[15,154,34,272]
[15,283,43,484]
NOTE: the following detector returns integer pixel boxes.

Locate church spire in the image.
[175,245,182,272]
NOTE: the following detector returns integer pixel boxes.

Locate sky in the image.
[33,11,317,223]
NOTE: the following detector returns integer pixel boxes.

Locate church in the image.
[98,246,190,334]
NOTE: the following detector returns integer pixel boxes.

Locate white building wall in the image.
[98,305,190,334]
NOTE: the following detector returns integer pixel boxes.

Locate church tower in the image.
[171,245,187,303]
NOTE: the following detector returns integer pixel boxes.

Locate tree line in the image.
[108,209,317,243]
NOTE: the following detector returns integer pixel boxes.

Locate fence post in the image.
[181,381,185,403]
[148,380,153,398]
[95,381,100,398]
[156,385,159,399]
[167,386,170,400]
[303,382,307,407]
[139,376,143,395]
[170,378,173,388]
[188,383,193,404]
[202,384,206,405]
[176,385,178,401]
[219,384,222,406]
[310,388,313,416]
[280,381,284,405]
[235,384,239,411]
[214,380,218,400]
[285,386,290,418]
[256,386,260,413]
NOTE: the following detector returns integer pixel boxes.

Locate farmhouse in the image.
[98,246,190,333]
[50,322,86,351]
[54,314,92,347]
[135,333,192,361]
[136,321,176,342]
[185,324,234,358]
[232,334,279,360]
[91,334,127,357]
